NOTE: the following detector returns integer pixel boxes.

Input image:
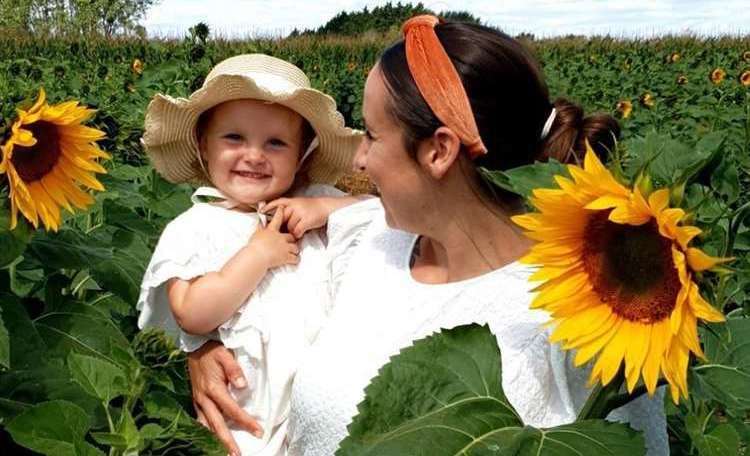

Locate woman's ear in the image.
[416,126,462,180]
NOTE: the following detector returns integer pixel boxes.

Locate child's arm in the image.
[167,209,299,335]
[263,195,369,239]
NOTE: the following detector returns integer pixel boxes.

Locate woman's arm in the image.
[167,208,299,334]
[188,341,263,456]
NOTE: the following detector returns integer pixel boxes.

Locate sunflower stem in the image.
[576,369,626,421]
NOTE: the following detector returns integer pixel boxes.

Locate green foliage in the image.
[308,2,480,36]
[0,0,161,37]
[337,324,645,455]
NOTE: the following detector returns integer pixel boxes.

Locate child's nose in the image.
[243,145,266,164]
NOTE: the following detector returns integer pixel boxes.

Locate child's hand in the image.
[263,197,332,239]
[248,208,299,268]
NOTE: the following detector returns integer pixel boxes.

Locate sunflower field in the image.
[0,29,749,455]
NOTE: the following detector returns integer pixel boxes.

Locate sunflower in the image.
[668,52,680,63]
[710,68,726,85]
[0,88,109,231]
[132,58,144,75]
[740,70,750,87]
[676,75,688,85]
[743,51,750,62]
[512,145,728,403]
[640,93,655,108]
[616,100,632,119]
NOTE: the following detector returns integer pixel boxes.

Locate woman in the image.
[181,16,668,456]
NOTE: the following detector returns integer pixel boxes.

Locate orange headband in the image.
[402,15,487,159]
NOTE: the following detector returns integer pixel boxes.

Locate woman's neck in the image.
[409,186,532,285]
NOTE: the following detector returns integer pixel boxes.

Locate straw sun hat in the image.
[142,54,363,185]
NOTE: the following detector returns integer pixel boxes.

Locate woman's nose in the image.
[352,138,367,171]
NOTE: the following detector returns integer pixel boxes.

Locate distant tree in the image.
[0,0,160,36]
[298,2,483,37]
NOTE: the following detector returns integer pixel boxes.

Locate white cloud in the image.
[143,0,750,38]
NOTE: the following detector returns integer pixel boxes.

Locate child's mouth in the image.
[233,170,270,180]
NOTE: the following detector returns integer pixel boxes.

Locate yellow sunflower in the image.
[710,68,726,85]
[512,145,729,403]
[740,70,750,87]
[616,100,632,119]
[640,93,655,108]
[668,52,680,63]
[676,75,688,85]
[0,88,110,231]
[743,51,750,63]
[132,58,144,75]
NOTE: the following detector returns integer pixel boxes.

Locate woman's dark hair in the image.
[379,21,620,172]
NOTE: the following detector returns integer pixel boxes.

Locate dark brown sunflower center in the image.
[582,211,680,323]
[11,121,61,183]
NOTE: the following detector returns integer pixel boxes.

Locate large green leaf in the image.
[693,319,750,411]
[34,302,131,366]
[0,210,33,269]
[5,400,97,456]
[67,352,127,403]
[337,324,645,456]
[89,229,151,304]
[27,229,112,271]
[685,414,742,456]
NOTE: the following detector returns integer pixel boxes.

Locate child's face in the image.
[199,99,304,206]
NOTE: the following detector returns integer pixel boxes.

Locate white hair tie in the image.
[540,108,557,140]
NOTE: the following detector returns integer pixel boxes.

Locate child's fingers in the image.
[267,205,285,231]
[292,222,309,240]
[262,198,291,213]
[287,212,302,235]
[287,253,300,265]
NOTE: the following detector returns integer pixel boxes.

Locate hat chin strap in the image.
[297,136,319,171]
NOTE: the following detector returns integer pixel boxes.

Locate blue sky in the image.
[143,0,750,38]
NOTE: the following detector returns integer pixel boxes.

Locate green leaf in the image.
[0,210,33,269]
[27,229,112,271]
[685,414,742,456]
[479,160,570,199]
[6,400,91,456]
[35,302,131,365]
[67,352,127,402]
[0,309,9,370]
[116,408,142,452]
[337,324,645,455]
[693,319,750,411]
[89,229,150,304]
[515,420,645,455]
[0,294,46,369]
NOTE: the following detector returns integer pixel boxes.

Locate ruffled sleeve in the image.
[136,205,227,352]
[325,197,383,301]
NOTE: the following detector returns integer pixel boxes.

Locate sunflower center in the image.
[582,211,680,323]
[11,121,62,183]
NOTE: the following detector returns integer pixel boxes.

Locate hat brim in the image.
[143,74,363,186]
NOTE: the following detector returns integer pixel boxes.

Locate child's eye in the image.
[268,138,288,148]
[223,133,242,141]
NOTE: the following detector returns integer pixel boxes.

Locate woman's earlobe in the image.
[419,126,461,179]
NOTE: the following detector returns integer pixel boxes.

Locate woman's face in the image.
[199,99,303,206]
[354,65,431,232]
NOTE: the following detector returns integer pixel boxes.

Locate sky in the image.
[143,0,750,39]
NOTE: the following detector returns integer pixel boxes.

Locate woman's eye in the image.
[364,129,374,141]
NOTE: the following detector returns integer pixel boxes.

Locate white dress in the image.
[286,198,669,456]
[137,184,343,456]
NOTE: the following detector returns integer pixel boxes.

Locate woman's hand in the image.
[187,341,263,456]
[248,206,300,268]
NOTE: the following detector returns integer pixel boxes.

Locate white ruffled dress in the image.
[137,184,343,456]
